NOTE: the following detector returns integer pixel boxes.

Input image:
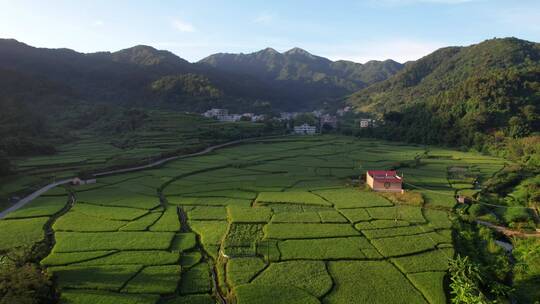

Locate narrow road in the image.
[94,138,253,177]
[0,178,75,219]
[476,220,540,238]
[1,137,265,219]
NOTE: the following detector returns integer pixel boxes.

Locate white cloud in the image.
[92,20,104,27]
[253,13,274,24]
[322,39,448,63]
[172,19,196,33]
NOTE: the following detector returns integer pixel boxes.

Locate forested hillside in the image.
[200,47,403,109]
[348,38,540,163]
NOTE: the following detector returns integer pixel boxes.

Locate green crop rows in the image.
[0,135,509,303]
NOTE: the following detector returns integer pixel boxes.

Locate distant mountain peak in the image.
[284,47,312,56]
[257,47,280,55]
[112,45,188,66]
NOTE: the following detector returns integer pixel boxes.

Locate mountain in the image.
[0,40,402,112]
[348,37,540,147]
[199,47,403,109]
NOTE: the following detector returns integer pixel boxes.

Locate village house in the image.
[320,114,338,129]
[71,177,97,186]
[366,170,403,192]
[336,106,351,117]
[203,108,228,118]
[360,118,375,128]
[293,123,317,135]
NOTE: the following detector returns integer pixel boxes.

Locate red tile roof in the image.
[367,170,402,182]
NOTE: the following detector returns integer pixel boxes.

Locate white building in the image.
[218,114,242,122]
[203,108,228,118]
[360,118,374,128]
[293,124,317,135]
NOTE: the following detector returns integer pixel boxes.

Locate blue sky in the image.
[1,0,539,63]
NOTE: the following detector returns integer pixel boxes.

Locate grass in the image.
[50,265,142,291]
[188,206,228,220]
[179,263,212,295]
[391,248,454,273]
[318,210,348,223]
[71,203,149,221]
[314,188,393,208]
[41,251,114,266]
[407,272,447,304]
[0,217,49,250]
[226,257,266,286]
[60,290,159,304]
[149,207,180,232]
[362,225,434,239]
[271,211,320,223]
[180,252,202,267]
[119,212,162,231]
[53,211,127,232]
[339,208,371,223]
[234,284,320,304]
[189,220,228,246]
[122,265,181,294]
[3,135,510,302]
[365,206,426,223]
[323,261,427,304]
[227,206,272,223]
[370,232,440,257]
[251,260,332,297]
[279,237,372,260]
[264,223,360,239]
[170,233,197,251]
[256,191,331,206]
[162,294,215,304]
[73,251,180,266]
[52,232,174,252]
[4,195,68,219]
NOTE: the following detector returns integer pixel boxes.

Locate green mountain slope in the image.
[348,38,540,147]
[199,47,403,109]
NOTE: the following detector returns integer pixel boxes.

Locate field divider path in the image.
[1,136,279,220]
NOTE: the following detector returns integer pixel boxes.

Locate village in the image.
[202,107,377,135]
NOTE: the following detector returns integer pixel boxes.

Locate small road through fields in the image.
[0,136,274,219]
[476,220,540,238]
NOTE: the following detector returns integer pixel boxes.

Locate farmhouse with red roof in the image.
[366,170,403,192]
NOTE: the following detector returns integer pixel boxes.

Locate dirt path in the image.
[1,137,270,219]
[476,220,540,238]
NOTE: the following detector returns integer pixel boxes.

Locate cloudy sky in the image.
[1,0,539,63]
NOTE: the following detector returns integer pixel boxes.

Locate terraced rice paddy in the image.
[0,135,508,303]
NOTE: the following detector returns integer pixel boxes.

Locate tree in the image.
[0,248,57,304]
[448,255,489,304]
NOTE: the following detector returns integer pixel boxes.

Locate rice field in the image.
[0,135,508,303]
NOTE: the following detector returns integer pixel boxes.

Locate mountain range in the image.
[0,39,403,112]
[0,36,538,153]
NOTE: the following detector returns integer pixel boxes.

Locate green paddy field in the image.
[0,135,508,303]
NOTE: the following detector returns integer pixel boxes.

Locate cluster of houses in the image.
[202,109,265,122]
[201,107,377,135]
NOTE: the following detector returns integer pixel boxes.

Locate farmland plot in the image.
[2,135,509,303]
